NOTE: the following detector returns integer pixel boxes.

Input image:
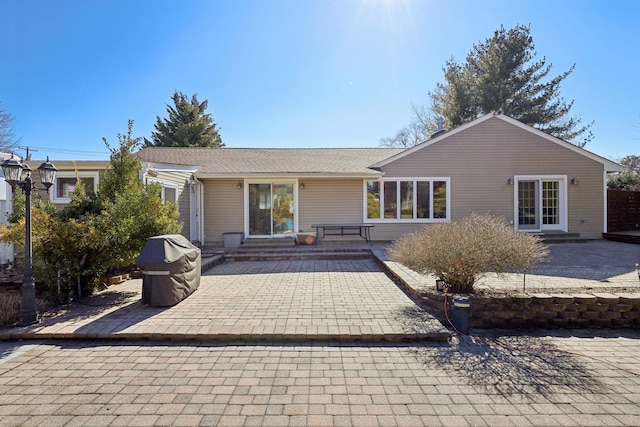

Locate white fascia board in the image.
[495,114,625,172]
[143,162,200,173]
[370,112,625,172]
[194,172,385,179]
[370,113,496,168]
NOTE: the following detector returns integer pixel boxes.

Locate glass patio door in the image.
[517,178,563,231]
[518,180,539,230]
[248,182,295,237]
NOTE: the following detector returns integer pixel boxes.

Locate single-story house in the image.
[136,112,624,244]
[10,112,623,247]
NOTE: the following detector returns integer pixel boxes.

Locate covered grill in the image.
[137,234,201,306]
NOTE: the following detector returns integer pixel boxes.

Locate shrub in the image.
[0,291,48,327]
[0,120,181,302]
[388,213,549,294]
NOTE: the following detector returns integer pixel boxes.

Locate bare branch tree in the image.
[0,103,20,152]
[379,104,439,148]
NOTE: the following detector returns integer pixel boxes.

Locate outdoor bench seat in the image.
[311,223,374,244]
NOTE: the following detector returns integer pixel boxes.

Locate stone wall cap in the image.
[593,293,621,301]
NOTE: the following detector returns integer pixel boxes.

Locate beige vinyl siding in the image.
[148,170,192,239]
[378,118,606,239]
[366,222,435,242]
[202,179,244,244]
[30,161,109,208]
[298,179,364,236]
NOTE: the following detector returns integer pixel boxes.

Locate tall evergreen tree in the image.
[383,25,593,148]
[145,91,224,147]
[430,25,592,146]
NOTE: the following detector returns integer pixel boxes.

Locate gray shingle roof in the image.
[137,147,405,177]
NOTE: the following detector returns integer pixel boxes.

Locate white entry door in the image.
[516,177,566,232]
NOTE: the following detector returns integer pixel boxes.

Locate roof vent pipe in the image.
[430,117,446,139]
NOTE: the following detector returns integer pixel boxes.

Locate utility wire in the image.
[20,146,110,158]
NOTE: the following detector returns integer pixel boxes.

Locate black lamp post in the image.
[1,155,57,326]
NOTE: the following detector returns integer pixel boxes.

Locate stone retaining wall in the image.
[374,254,640,330]
[423,292,640,329]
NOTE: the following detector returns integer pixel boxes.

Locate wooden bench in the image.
[311,223,374,244]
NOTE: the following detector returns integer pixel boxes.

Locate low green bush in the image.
[388,213,549,294]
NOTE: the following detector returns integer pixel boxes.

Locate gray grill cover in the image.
[137,234,201,306]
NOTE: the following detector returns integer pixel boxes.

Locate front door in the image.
[248,182,295,237]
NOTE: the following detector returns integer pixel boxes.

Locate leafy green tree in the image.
[0,120,182,302]
[100,120,183,267]
[383,25,592,147]
[608,155,640,191]
[144,91,224,147]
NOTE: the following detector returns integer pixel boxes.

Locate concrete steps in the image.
[221,238,373,261]
[225,248,372,262]
[535,232,589,244]
[239,238,297,250]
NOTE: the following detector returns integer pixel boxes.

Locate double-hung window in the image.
[148,179,179,204]
[366,178,450,221]
[161,185,178,204]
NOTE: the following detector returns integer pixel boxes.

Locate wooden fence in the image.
[608,190,640,232]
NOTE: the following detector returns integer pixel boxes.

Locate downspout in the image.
[199,177,205,244]
[603,168,608,234]
[190,175,205,245]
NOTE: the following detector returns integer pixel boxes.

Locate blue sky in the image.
[1,0,638,162]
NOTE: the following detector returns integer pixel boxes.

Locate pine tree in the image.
[430,25,593,146]
[145,91,224,147]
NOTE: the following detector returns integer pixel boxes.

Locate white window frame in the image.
[363,177,451,222]
[161,184,179,203]
[148,179,179,203]
[50,171,100,204]
[243,179,299,238]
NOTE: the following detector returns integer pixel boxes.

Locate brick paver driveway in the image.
[2,331,640,426]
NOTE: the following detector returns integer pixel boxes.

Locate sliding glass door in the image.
[248,182,295,237]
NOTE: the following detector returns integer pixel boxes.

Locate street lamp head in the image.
[1,155,25,187]
[21,162,32,179]
[38,157,58,191]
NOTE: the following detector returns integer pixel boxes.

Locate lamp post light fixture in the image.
[435,279,447,292]
[1,155,57,326]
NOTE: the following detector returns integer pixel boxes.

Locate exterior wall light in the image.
[570,178,579,185]
[1,155,57,326]
[507,178,514,185]
[236,181,243,190]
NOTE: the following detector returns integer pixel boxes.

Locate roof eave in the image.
[195,171,384,179]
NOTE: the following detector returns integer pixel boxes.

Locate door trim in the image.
[514,175,568,232]
[243,179,299,238]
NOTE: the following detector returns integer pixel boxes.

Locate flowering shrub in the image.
[388,213,549,294]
